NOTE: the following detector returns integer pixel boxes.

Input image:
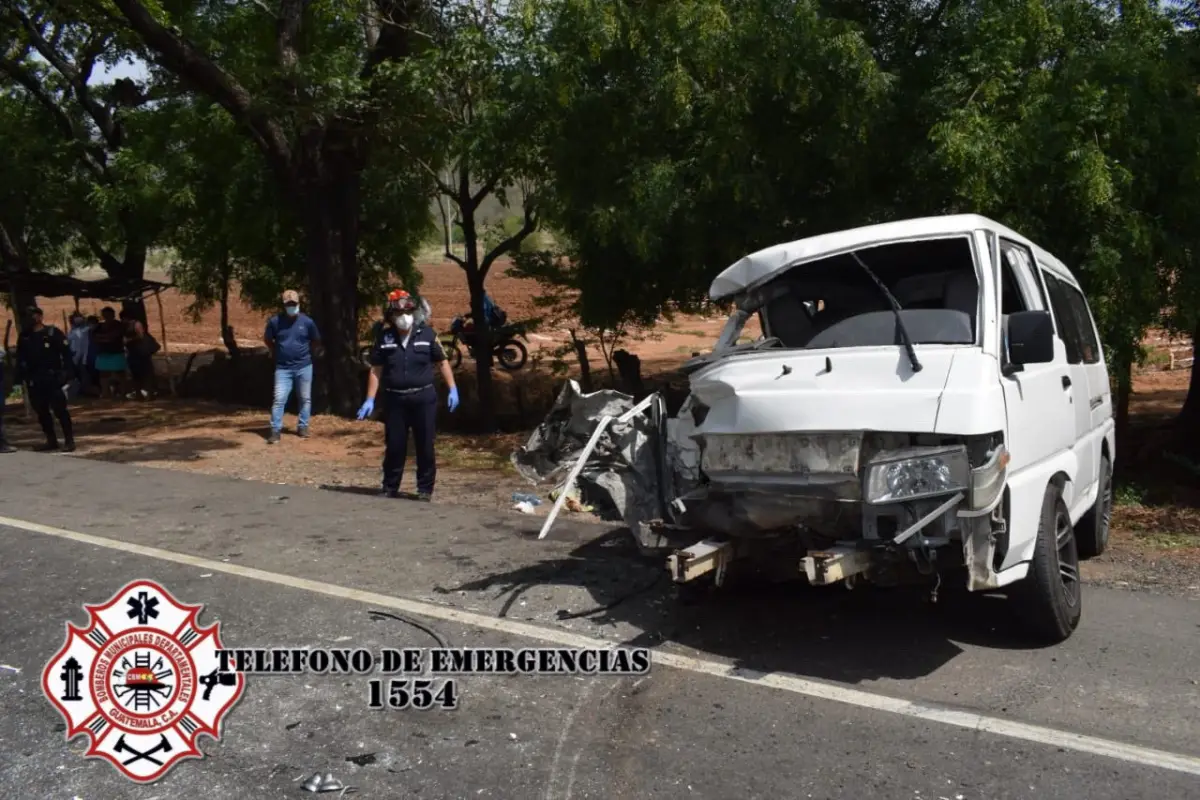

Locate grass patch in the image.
[1114,482,1147,507]
[437,431,526,473]
[677,329,707,337]
[1135,531,1200,550]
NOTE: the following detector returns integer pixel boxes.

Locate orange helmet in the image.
[386,288,415,313]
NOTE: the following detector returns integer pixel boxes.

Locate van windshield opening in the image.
[758,236,980,351]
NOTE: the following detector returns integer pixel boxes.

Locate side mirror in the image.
[1005,310,1054,372]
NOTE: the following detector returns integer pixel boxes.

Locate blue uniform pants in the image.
[382,385,437,494]
[270,365,313,432]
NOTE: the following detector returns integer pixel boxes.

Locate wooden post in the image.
[153,289,176,396]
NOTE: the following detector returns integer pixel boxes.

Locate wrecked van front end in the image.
[650,221,1015,595]
[517,217,1015,597]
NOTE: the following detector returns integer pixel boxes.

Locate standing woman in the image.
[93,307,128,399]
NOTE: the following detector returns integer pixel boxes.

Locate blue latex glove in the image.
[356,397,375,420]
[447,386,460,413]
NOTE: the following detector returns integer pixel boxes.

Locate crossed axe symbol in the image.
[113,733,172,766]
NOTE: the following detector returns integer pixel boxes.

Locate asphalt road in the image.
[0,451,1198,799]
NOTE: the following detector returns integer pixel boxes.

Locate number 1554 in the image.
[367,679,459,710]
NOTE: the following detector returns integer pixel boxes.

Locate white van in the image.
[660,214,1115,643]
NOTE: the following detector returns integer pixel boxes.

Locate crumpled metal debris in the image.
[301,772,355,794]
[513,379,700,552]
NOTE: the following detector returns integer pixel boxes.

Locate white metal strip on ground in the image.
[2,513,1199,778]
[537,414,613,540]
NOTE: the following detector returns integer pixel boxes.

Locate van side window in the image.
[1046,273,1101,364]
[1040,272,1086,364]
[998,240,1034,314]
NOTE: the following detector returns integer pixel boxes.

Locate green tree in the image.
[525,0,888,330]
[99,0,436,414]
[0,88,81,310]
[400,0,548,431]
[0,2,173,316]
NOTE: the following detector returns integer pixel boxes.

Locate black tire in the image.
[497,339,528,371]
[1076,454,1112,559]
[447,345,463,370]
[1016,483,1082,643]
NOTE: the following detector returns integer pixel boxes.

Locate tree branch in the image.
[471,175,499,208]
[481,201,536,278]
[108,0,294,175]
[362,0,421,79]
[0,57,108,177]
[437,197,465,268]
[84,234,126,276]
[9,7,118,143]
[0,221,26,268]
[277,0,305,72]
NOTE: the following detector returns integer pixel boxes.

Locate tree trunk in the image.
[570,329,592,393]
[1177,319,1200,454]
[219,277,240,359]
[295,150,362,417]
[458,189,496,433]
[1114,358,1132,460]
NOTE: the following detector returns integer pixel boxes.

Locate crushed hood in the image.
[688,347,958,434]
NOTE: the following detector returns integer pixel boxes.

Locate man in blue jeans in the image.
[263,289,322,444]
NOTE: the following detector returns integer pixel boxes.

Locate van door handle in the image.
[1061,375,1072,389]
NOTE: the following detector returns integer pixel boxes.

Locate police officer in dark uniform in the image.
[16,305,75,452]
[357,289,459,499]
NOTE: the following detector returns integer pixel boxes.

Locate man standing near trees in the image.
[264,289,322,444]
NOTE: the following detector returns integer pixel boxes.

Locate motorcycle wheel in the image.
[448,345,464,370]
[497,339,528,371]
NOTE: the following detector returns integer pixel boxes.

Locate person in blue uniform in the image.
[357,289,459,500]
[15,306,75,452]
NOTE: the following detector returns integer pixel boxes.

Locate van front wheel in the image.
[1016,483,1082,643]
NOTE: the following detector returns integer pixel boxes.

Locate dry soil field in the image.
[2,259,755,369]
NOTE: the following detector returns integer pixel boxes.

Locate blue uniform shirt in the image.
[265,312,321,369]
[370,323,445,391]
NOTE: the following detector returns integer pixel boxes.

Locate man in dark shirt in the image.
[16,306,75,452]
[357,289,459,500]
[263,289,322,444]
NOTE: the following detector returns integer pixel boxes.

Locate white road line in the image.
[3,514,1199,778]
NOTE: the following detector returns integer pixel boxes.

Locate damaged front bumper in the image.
[514,380,1011,591]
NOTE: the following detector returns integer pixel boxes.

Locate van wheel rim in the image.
[1055,510,1081,606]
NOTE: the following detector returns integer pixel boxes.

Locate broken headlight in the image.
[864,445,969,505]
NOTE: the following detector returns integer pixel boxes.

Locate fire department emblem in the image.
[41,580,245,782]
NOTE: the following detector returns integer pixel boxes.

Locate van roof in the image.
[709,214,1073,301]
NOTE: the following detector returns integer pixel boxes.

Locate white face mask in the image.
[395,313,414,331]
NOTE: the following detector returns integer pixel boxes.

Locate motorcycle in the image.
[445,314,529,371]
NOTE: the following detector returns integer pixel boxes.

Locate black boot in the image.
[33,441,59,452]
[0,441,15,454]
